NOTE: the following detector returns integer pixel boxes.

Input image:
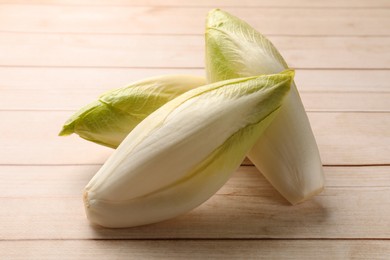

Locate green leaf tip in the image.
[58,75,206,147]
[58,100,102,137]
[206,8,289,82]
[58,125,74,136]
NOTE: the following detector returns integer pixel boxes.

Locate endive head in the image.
[59,75,206,148]
[84,71,294,228]
[205,9,325,205]
[206,9,288,82]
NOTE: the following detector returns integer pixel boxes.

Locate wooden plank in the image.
[2,88,389,112]
[0,0,387,256]
[0,111,389,166]
[312,112,390,166]
[1,33,389,69]
[1,68,389,111]
[1,240,390,260]
[0,68,202,111]
[1,166,389,239]
[1,6,389,36]
[0,0,389,8]
[1,68,388,92]
[300,92,390,112]
[1,165,389,198]
[0,68,204,91]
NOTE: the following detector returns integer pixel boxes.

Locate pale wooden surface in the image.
[0,0,389,259]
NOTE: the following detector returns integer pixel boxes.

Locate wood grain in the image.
[1,68,389,111]
[0,0,389,8]
[2,68,389,92]
[0,111,389,166]
[1,0,389,257]
[1,5,389,36]
[1,33,389,69]
[1,240,390,259]
[2,165,389,198]
[3,89,389,112]
[1,166,390,240]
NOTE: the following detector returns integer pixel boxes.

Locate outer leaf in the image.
[59,75,206,148]
[84,71,293,228]
[206,9,324,204]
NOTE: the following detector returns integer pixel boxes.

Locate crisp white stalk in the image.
[59,75,206,148]
[206,9,324,204]
[84,72,293,228]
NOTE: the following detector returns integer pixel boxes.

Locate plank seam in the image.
[3,109,390,113]
[1,164,390,168]
[0,65,389,70]
[1,238,390,241]
[1,31,390,37]
[0,3,389,9]
[0,67,388,71]
[2,109,390,113]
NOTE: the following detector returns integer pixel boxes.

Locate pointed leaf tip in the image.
[207,8,229,28]
[58,125,74,136]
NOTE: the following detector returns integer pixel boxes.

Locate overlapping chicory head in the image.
[206,9,287,81]
[206,9,324,204]
[59,75,206,148]
[84,71,293,228]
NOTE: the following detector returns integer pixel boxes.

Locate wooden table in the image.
[1,0,389,259]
